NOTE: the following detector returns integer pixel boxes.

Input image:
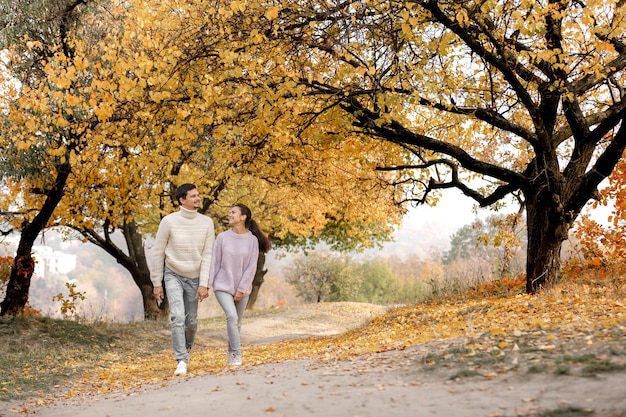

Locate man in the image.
[151,183,215,376]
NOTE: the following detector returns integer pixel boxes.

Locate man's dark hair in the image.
[175,183,197,205]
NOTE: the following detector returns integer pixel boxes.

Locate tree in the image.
[244,0,626,293]
[444,213,525,279]
[0,0,100,316]
[246,252,268,310]
[285,251,359,303]
[566,156,626,284]
[353,258,398,304]
[53,0,404,319]
[444,222,491,264]
[0,0,406,317]
[480,213,526,279]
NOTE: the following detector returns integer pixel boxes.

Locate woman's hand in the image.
[234,291,244,301]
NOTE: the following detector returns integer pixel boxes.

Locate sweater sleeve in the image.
[199,218,216,287]
[150,217,171,287]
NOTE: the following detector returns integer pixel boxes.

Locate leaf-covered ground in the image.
[2,279,626,416]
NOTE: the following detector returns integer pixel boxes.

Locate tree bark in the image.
[80,219,169,321]
[121,221,169,321]
[140,282,168,321]
[246,252,267,311]
[524,163,572,293]
[525,205,564,293]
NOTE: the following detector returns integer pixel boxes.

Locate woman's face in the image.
[228,206,246,227]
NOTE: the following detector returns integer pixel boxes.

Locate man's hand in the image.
[153,286,164,306]
[196,286,209,302]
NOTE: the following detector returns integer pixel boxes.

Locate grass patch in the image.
[418,342,506,376]
[420,345,472,371]
[526,349,626,377]
[555,353,626,377]
[0,316,170,401]
[537,405,593,417]
[581,359,626,376]
[448,368,481,380]
[555,365,571,375]
[0,317,110,401]
[561,353,599,365]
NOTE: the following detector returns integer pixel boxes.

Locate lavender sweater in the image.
[208,229,259,296]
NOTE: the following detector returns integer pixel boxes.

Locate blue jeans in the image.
[164,266,199,363]
[214,291,249,355]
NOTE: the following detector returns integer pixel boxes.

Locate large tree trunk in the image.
[140,282,168,321]
[525,225,563,294]
[127,265,168,321]
[122,221,169,321]
[246,252,267,311]
[0,255,35,316]
[524,184,571,294]
[0,162,71,316]
[81,219,169,321]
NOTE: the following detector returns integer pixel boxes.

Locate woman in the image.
[208,203,271,366]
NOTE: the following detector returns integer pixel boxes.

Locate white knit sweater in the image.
[150,206,215,287]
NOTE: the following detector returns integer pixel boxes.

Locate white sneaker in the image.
[228,352,242,366]
[174,361,187,376]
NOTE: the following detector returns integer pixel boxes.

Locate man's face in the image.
[180,188,201,211]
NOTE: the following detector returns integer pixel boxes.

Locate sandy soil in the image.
[4,302,626,417]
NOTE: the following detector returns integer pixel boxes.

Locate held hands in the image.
[234,291,244,301]
[153,286,164,306]
[196,286,209,302]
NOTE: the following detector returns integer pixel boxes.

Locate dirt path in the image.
[19,345,626,417]
[5,302,626,417]
[201,302,393,345]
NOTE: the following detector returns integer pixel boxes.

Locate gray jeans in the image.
[163,266,199,363]
[214,290,249,355]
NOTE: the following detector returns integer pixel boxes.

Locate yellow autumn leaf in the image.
[489,327,506,336]
[265,6,280,20]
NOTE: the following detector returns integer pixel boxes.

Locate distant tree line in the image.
[286,214,528,304]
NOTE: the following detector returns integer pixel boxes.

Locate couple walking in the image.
[150,183,271,376]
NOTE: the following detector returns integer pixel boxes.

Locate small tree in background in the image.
[285,252,434,305]
[565,158,626,292]
[285,252,358,303]
[443,214,526,283]
[353,258,397,304]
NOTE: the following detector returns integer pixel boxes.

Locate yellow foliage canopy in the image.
[0,0,406,251]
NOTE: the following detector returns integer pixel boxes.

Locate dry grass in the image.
[0,317,171,401]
